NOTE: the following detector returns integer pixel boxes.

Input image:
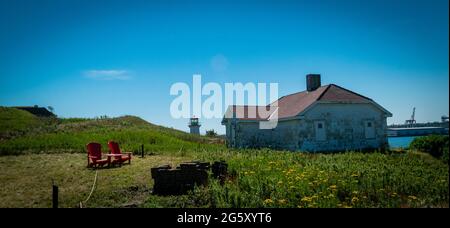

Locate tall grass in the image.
[0,114,223,155]
[146,149,449,208]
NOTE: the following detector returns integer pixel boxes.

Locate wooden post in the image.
[52,183,58,208]
[141,144,144,158]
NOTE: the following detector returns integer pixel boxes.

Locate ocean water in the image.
[388,136,417,148]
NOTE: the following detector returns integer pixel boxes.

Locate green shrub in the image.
[205,129,218,137]
[410,135,449,161]
[442,146,449,164]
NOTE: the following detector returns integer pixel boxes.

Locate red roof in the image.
[225,84,383,121]
[225,105,273,120]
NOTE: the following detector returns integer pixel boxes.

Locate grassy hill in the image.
[0,107,448,208]
[0,107,41,138]
[0,107,223,156]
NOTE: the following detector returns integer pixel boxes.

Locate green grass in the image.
[0,107,223,156]
[0,153,192,208]
[0,150,447,208]
[0,107,41,138]
[0,107,448,208]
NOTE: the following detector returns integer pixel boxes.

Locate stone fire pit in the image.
[151,160,227,195]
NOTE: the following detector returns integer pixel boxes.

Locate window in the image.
[318,123,323,129]
[367,122,372,127]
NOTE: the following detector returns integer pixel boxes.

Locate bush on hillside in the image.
[410,135,449,162]
[205,129,218,137]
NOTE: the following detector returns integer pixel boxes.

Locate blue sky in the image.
[0,0,448,134]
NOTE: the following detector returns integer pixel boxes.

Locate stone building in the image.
[221,74,392,152]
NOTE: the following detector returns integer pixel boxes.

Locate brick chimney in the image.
[306,74,321,92]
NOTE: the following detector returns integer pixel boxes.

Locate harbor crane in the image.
[405,107,416,126]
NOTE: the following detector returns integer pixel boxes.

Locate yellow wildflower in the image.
[264,198,273,204]
[301,196,312,202]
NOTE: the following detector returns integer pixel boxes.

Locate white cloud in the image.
[210,54,229,72]
[84,70,131,80]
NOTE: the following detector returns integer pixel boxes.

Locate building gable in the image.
[223,83,391,123]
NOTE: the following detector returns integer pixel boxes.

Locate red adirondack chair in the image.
[107,141,132,165]
[86,142,111,168]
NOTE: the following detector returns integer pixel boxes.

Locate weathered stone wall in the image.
[225,103,389,152]
[300,103,388,152]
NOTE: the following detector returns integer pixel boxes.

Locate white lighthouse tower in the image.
[189,117,201,135]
